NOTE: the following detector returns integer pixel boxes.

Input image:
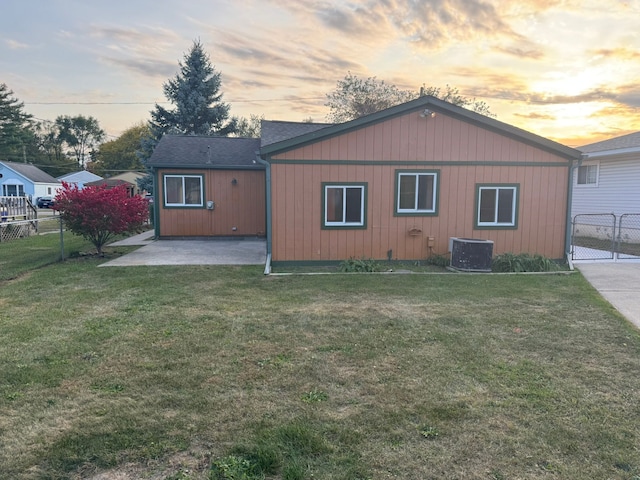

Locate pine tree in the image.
[0,83,36,162]
[138,40,237,193]
[150,40,236,137]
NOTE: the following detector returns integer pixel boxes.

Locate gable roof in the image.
[148,135,263,169]
[579,131,640,154]
[85,178,134,188]
[57,171,103,183]
[261,120,333,147]
[0,160,60,183]
[260,96,582,160]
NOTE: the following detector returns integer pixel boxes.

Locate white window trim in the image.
[163,175,204,207]
[396,172,438,213]
[477,186,517,227]
[576,162,599,187]
[324,184,365,227]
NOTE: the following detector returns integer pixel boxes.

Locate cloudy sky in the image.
[2,0,639,147]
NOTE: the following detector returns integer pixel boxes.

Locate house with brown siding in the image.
[148,136,266,238]
[148,96,582,267]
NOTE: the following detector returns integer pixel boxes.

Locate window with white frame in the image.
[2,183,25,196]
[476,185,518,228]
[164,175,204,207]
[396,171,438,215]
[323,183,366,228]
[577,164,598,185]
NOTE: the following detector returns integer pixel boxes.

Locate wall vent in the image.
[449,237,494,272]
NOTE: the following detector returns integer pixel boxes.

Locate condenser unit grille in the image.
[450,237,494,272]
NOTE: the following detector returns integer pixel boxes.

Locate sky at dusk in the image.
[1,0,639,147]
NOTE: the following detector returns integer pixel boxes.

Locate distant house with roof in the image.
[572,131,640,218]
[147,96,582,265]
[57,171,103,189]
[85,171,147,197]
[0,160,61,201]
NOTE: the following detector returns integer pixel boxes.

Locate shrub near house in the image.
[54,182,148,255]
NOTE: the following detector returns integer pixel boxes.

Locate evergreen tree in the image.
[150,40,236,137]
[138,40,237,193]
[0,83,36,162]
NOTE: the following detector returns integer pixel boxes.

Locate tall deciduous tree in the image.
[232,114,264,138]
[55,115,105,169]
[54,182,149,255]
[0,83,36,162]
[419,84,494,117]
[91,123,148,176]
[325,73,494,123]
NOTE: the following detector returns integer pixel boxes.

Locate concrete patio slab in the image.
[100,235,266,267]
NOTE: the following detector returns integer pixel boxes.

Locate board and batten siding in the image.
[571,154,640,217]
[269,111,570,262]
[156,168,266,237]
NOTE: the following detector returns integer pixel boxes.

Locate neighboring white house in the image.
[572,131,640,217]
[0,160,61,201]
[57,170,103,189]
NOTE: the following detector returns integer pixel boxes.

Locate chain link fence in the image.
[572,213,640,261]
[571,214,616,260]
[0,216,62,243]
[617,214,640,260]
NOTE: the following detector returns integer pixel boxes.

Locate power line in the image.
[23,97,326,106]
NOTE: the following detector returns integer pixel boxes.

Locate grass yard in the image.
[1,238,640,479]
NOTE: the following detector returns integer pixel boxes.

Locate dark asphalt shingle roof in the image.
[147,135,263,168]
[260,120,333,147]
[579,131,640,153]
[1,160,60,183]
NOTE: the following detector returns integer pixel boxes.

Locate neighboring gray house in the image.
[572,131,640,217]
[0,160,61,201]
[57,171,103,189]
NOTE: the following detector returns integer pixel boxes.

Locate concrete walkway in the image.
[576,262,640,330]
[100,231,266,267]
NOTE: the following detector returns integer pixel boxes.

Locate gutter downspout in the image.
[254,151,272,275]
[565,153,586,268]
[152,167,160,239]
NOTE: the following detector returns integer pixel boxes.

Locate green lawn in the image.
[1,237,640,479]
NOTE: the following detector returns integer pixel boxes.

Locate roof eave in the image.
[149,163,265,170]
[582,146,640,158]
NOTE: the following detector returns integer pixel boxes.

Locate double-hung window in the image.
[476,184,518,228]
[577,164,598,185]
[164,175,204,207]
[396,171,438,215]
[2,183,24,196]
[323,183,367,228]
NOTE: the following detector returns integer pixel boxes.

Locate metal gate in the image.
[618,214,640,260]
[571,213,640,261]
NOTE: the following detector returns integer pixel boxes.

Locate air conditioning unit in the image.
[449,237,494,272]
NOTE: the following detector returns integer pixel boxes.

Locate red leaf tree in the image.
[54,182,149,255]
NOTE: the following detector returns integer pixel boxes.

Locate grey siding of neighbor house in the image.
[571,154,640,218]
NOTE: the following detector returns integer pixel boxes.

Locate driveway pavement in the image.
[99,231,267,267]
[576,262,640,330]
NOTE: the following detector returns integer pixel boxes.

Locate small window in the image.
[323,183,366,228]
[164,175,204,207]
[396,171,438,215]
[476,185,518,228]
[577,164,598,185]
